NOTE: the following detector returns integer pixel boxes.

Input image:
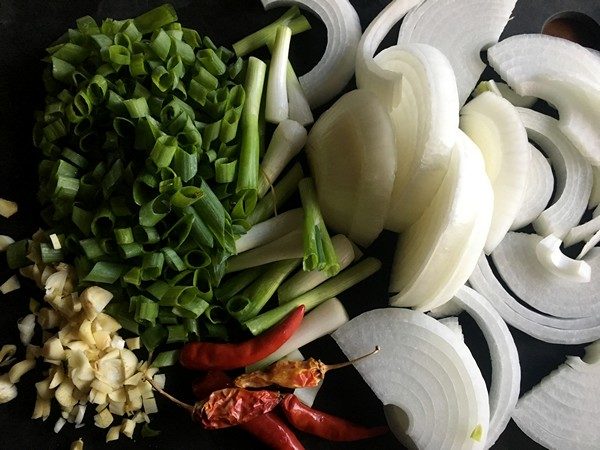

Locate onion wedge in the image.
[389,130,493,311]
[517,107,592,238]
[306,90,396,247]
[398,0,517,106]
[488,34,600,166]
[460,91,530,253]
[332,308,489,449]
[512,341,600,449]
[261,0,361,108]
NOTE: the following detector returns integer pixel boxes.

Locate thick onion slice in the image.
[261,0,361,108]
[332,308,489,450]
[469,252,600,345]
[398,0,517,106]
[512,341,600,449]
[488,34,600,166]
[564,208,600,247]
[434,286,520,448]
[376,44,459,232]
[389,130,493,311]
[492,232,599,319]
[511,144,553,231]
[517,108,592,238]
[460,92,530,253]
[578,228,600,261]
[306,90,396,247]
[535,234,591,283]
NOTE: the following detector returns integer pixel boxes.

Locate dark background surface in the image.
[0,0,599,449]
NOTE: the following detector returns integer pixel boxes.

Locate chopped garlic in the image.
[49,234,62,250]
[80,287,113,321]
[0,198,18,218]
[143,397,158,415]
[106,425,120,442]
[0,344,17,367]
[8,359,36,383]
[121,418,136,438]
[125,337,140,350]
[32,395,51,420]
[55,380,77,408]
[54,417,67,433]
[43,337,65,360]
[1,275,20,294]
[94,407,114,429]
[25,344,41,360]
[70,438,84,450]
[38,307,60,329]
[0,234,14,251]
[35,377,53,400]
[18,313,36,346]
[0,374,17,403]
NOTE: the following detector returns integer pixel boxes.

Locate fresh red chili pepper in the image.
[191,371,305,449]
[179,305,305,371]
[280,394,389,442]
[147,379,282,429]
[235,346,379,389]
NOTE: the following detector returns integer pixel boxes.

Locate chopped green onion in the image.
[151,349,180,368]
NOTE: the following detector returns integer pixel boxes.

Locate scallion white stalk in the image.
[235,208,303,254]
[265,26,292,123]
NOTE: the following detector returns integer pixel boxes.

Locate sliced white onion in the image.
[469,252,600,344]
[578,228,600,261]
[235,208,303,254]
[590,166,600,208]
[488,34,600,166]
[493,232,599,319]
[438,317,464,341]
[390,130,493,311]
[306,89,396,247]
[261,0,361,108]
[511,144,553,230]
[460,91,530,253]
[535,234,591,283]
[377,44,459,231]
[476,81,537,108]
[398,0,517,106]
[246,297,348,372]
[564,212,600,248]
[512,341,600,449]
[517,107,592,238]
[332,308,489,449]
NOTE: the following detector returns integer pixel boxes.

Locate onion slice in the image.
[261,0,361,108]
[512,341,600,449]
[332,308,489,449]
[535,234,591,283]
[390,130,493,311]
[306,90,396,247]
[398,0,517,106]
[590,166,600,208]
[469,252,600,344]
[511,144,553,230]
[493,232,599,319]
[564,209,600,248]
[488,34,600,166]
[517,107,592,238]
[460,91,530,253]
[578,228,600,261]
[434,285,520,448]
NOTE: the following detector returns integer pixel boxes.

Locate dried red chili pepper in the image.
[179,305,305,371]
[147,379,282,429]
[191,371,305,450]
[280,394,389,442]
[234,346,379,389]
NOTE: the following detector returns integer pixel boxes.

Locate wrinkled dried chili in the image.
[235,346,379,389]
[179,306,305,371]
[280,394,389,442]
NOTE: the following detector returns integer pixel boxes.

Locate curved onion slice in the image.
[332,308,489,450]
[535,234,591,283]
[435,286,520,448]
[511,144,553,230]
[517,108,592,238]
[398,0,517,106]
[439,316,464,341]
[590,167,600,208]
[261,0,361,108]
[355,0,423,110]
[460,92,530,253]
[492,232,599,318]
[306,90,396,247]
[389,130,493,311]
[512,342,600,450]
[564,211,600,248]
[578,228,600,261]
[376,44,459,231]
[488,34,600,165]
[469,253,600,344]
[492,81,537,108]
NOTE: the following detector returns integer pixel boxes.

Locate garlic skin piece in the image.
[0,374,17,403]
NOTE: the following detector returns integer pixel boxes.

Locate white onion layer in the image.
[469,252,600,344]
[332,308,489,450]
[261,0,361,108]
[564,211,600,248]
[488,34,600,166]
[398,0,517,105]
[517,107,592,238]
[512,342,600,450]
[460,91,530,253]
[492,232,600,319]
[578,228,600,261]
[590,166,600,208]
[535,234,591,283]
[511,144,553,231]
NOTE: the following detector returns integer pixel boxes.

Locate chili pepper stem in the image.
[145,376,196,414]
[323,346,380,372]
